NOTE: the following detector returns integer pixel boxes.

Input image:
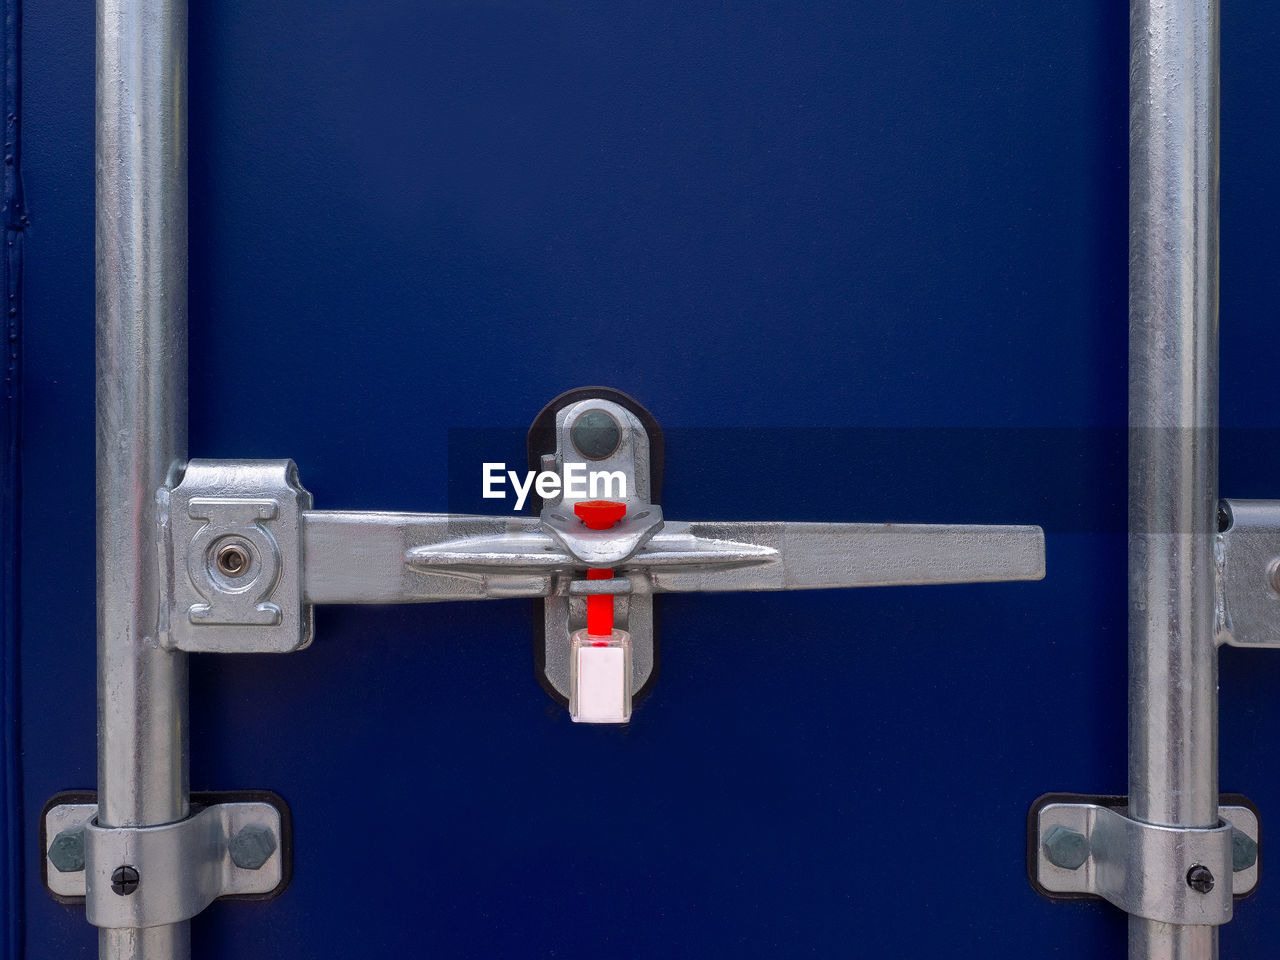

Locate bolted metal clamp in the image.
[1029,794,1259,925]
[42,791,290,928]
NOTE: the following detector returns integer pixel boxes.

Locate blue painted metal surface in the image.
[0,0,22,949]
[11,0,1280,956]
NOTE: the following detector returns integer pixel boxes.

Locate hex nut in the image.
[48,827,85,873]
[228,824,277,870]
[1043,824,1090,870]
[1232,828,1259,872]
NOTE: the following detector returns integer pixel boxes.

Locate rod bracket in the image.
[41,790,292,928]
[1028,793,1259,925]
[162,459,313,653]
[1215,498,1280,648]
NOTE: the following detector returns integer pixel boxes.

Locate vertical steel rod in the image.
[1128,0,1220,956]
[95,0,189,954]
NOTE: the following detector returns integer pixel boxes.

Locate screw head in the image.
[110,865,140,896]
[1186,864,1215,894]
[1043,824,1090,870]
[47,827,85,873]
[215,542,250,578]
[228,824,277,870]
[1217,501,1233,533]
[569,409,621,461]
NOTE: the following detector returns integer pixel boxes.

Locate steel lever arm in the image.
[302,512,551,604]
[644,520,1045,592]
[301,511,1044,604]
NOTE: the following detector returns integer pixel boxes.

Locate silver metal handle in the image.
[158,441,1045,720]
[302,512,1044,603]
[164,479,1045,616]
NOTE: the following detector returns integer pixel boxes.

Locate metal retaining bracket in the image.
[163,460,312,654]
[1030,794,1260,925]
[1216,499,1280,648]
[41,791,291,928]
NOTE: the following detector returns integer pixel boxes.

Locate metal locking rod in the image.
[1129,0,1220,955]
[1032,0,1279,948]
[96,0,190,956]
[1034,0,1230,949]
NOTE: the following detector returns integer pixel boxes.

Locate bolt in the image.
[228,824,277,870]
[570,409,621,461]
[216,542,250,578]
[110,865,140,896]
[47,827,85,873]
[1233,829,1259,872]
[1186,864,1215,894]
[1042,824,1090,870]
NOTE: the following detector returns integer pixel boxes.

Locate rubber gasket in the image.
[526,387,665,708]
[38,788,293,906]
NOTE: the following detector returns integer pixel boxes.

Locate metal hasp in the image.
[144,389,1045,715]
[523,392,1047,703]
[1030,795,1259,926]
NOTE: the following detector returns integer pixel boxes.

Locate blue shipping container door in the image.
[11,1,1280,956]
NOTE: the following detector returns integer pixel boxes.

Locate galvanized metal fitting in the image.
[43,793,290,927]
[47,827,85,873]
[1042,824,1089,870]
[109,865,139,897]
[228,824,278,870]
[1233,826,1260,872]
[1029,794,1260,926]
[163,459,313,654]
[1186,864,1215,895]
[1215,498,1280,647]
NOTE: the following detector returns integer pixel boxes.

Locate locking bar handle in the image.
[158,457,1044,655]
[294,510,1045,606]
[387,515,1044,598]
